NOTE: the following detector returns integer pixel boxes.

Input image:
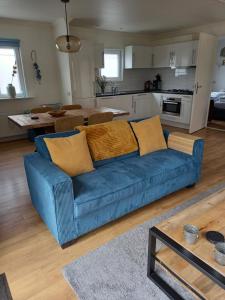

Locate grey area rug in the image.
[63,183,225,300]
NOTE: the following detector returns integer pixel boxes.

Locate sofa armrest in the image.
[24,153,76,245]
[167,132,204,180]
[168,132,202,155]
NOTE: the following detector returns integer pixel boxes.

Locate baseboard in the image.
[0,134,27,142]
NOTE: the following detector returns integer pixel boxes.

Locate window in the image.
[101,49,123,81]
[0,39,26,98]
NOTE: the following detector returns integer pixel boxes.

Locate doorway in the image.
[207,37,225,132]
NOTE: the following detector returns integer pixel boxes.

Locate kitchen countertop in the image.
[96,89,193,97]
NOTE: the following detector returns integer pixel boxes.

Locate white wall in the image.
[0,18,62,138]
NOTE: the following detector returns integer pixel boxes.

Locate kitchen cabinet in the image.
[151,93,163,115]
[95,43,104,68]
[96,93,154,119]
[152,41,198,68]
[152,45,171,68]
[96,95,133,119]
[125,46,152,69]
[174,41,198,67]
[131,93,153,119]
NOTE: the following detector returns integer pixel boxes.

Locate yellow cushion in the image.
[130,115,167,156]
[77,120,138,161]
[44,131,94,176]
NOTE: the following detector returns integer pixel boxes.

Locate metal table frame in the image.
[147,227,225,300]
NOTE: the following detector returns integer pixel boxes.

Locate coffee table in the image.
[147,188,225,300]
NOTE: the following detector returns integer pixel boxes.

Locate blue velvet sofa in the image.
[24,126,204,248]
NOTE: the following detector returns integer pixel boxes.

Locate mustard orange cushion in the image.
[77,120,138,161]
[44,131,94,176]
[130,115,167,156]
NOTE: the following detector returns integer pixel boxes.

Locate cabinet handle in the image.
[152,54,154,67]
[101,97,113,100]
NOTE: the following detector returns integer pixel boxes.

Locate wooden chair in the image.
[54,115,84,132]
[31,106,53,114]
[88,112,114,125]
[61,104,82,110]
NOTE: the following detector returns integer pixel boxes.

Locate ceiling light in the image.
[56,0,81,53]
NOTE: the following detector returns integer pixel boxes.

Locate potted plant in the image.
[96,75,109,94]
[7,61,17,98]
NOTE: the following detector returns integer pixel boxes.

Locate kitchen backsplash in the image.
[151,67,196,91]
[97,67,196,93]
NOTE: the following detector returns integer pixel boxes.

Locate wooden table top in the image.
[8,107,129,129]
[156,188,225,277]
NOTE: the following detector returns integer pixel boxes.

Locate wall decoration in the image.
[31,50,42,83]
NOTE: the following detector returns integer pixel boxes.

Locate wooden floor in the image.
[0,127,225,300]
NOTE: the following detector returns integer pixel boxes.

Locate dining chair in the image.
[61,104,82,110]
[88,112,114,125]
[54,115,84,132]
[31,106,53,114]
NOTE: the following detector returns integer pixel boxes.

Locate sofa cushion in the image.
[44,131,94,177]
[77,120,138,161]
[130,115,167,156]
[35,130,79,161]
[73,149,196,218]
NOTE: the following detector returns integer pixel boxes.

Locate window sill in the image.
[0,96,34,101]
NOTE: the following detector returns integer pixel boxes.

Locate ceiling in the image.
[1,0,225,33]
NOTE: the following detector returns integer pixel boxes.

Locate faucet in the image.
[111,86,119,95]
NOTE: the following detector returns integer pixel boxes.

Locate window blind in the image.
[0,38,20,47]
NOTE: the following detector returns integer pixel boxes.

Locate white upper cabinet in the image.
[125,46,152,69]
[152,45,171,68]
[95,43,104,69]
[174,41,198,67]
[152,41,198,68]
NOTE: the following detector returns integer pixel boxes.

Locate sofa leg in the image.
[186,183,196,188]
[61,238,77,249]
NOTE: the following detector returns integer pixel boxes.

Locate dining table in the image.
[8,107,130,129]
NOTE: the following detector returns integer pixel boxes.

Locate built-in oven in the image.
[162,97,181,116]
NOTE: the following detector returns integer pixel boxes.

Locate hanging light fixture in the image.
[56,0,81,53]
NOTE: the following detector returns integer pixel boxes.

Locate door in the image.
[189,33,217,133]
[96,95,133,120]
[132,94,152,119]
[152,45,170,68]
[132,46,152,68]
[175,41,198,67]
[151,93,163,116]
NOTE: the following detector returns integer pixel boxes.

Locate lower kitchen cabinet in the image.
[96,95,133,119]
[96,93,156,120]
[151,93,163,116]
[131,93,154,119]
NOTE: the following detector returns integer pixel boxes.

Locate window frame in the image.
[100,49,123,82]
[0,45,27,99]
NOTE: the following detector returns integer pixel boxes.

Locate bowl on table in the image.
[48,110,66,117]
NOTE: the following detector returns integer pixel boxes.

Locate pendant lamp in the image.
[56,0,81,53]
